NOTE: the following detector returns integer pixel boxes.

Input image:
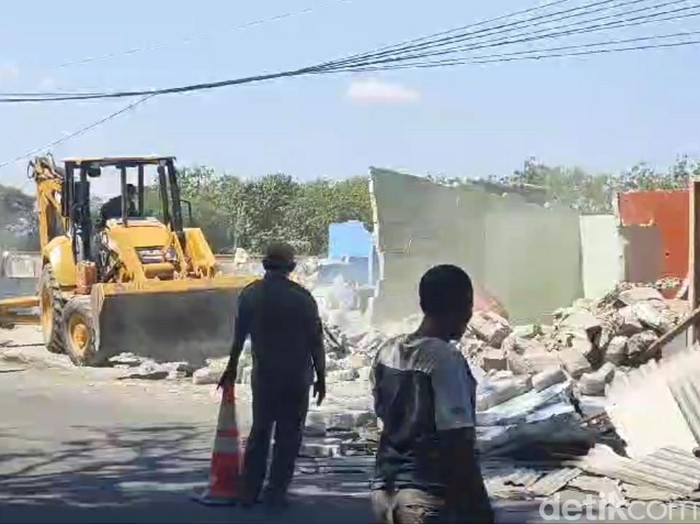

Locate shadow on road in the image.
[0,423,375,523]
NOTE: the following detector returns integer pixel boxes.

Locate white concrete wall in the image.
[579,215,624,300]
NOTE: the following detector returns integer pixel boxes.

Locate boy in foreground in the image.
[370,264,494,523]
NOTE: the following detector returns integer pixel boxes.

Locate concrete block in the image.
[627,330,659,365]
[476,376,532,411]
[617,306,644,336]
[506,351,533,375]
[532,367,566,391]
[513,324,541,340]
[561,310,602,342]
[617,287,664,306]
[327,369,359,383]
[469,311,512,348]
[481,349,507,371]
[524,351,562,373]
[299,442,338,458]
[567,331,598,362]
[192,366,221,385]
[578,372,606,396]
[632,302,674,334]
[558,348,592,378]
[605,336,628,365]
[598,362,616,383]
[326,410,376,430]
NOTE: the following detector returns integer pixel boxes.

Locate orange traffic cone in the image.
[192,385,242,506]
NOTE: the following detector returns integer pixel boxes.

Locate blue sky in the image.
[1,0,699,193]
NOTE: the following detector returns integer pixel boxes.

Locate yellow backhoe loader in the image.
[2,154,256,366]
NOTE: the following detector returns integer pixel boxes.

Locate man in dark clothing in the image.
[219,242,326,508]
[370,264,494,524]
[98,184,138,228]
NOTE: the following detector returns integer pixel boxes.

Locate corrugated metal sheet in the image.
[502,468,543,487]
[529,467,582,496]
[622,483,676,502]
[579,444,700,496]
[607,348,700,459]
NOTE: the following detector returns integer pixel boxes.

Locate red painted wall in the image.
[617,190,689,280]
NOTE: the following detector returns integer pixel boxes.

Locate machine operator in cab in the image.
[98,183,138,228]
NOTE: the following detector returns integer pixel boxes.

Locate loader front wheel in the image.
[62,296,99,367]
[39,265,65,354]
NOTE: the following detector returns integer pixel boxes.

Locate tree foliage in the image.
[170,157,699,254]
[2,155,697,255]
[173,167,372,255]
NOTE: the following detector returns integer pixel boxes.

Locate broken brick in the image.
[469,311,512,348]
[558,347,592,378]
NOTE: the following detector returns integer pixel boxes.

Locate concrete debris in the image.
[477,376,533,411]
[481,349,507,371]
[558,347,592,378]
[470,311,512,348]
[604,336,628,365]
[192,366,221,385]
[632,301,674,334]
[560,310,602,344]
[532,367,566,392]
[118,360,193,381]
[512,324,541,340]
[528,468,582,497]
[617,287,664,306]
[327,369,359,383]
[626,330,659,365]
[578,363,616,396]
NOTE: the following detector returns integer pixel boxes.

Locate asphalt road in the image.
[2,342,699,524]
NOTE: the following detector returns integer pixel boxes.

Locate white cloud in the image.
[346,78,420,105]
[0,63,18,83]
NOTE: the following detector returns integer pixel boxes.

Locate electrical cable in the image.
[328,0,700,70]
[338,29,700,71]
[52,0,357,69]
[1,0,695,102]
[0,95,155,169]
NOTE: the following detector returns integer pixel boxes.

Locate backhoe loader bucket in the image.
[60,275,257,367]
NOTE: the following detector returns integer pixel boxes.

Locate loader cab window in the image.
[98,183,139,228]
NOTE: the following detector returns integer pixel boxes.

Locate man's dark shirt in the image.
[371,335,477,496]
[99,196,137,227]
[234,272,324,390]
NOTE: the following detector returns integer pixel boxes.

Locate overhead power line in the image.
[2,1,699,170]
[51,0,357,69]
[2,0,696,103]
[0,0,619,101]
[0,95,154,169]
[345,29,700,70]
[334,0,700,70]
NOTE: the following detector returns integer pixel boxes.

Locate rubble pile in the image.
[466,284,686,396]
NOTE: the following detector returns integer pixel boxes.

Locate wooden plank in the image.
[647,304,700,357]
[690,178,700,346]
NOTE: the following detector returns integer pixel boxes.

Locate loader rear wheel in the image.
[62,296,99,367]
[39,265,65,354]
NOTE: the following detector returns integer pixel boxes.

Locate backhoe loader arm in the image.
[28,156,66,250]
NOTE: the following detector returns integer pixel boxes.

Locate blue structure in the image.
[326,220,378,285]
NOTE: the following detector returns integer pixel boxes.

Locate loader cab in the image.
[61,156,186,266]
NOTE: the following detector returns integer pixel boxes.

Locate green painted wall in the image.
[369,168,584,325]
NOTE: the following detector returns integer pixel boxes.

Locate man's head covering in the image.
[262,241,296,272]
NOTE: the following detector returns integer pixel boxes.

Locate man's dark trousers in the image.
[242,378,310,502]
